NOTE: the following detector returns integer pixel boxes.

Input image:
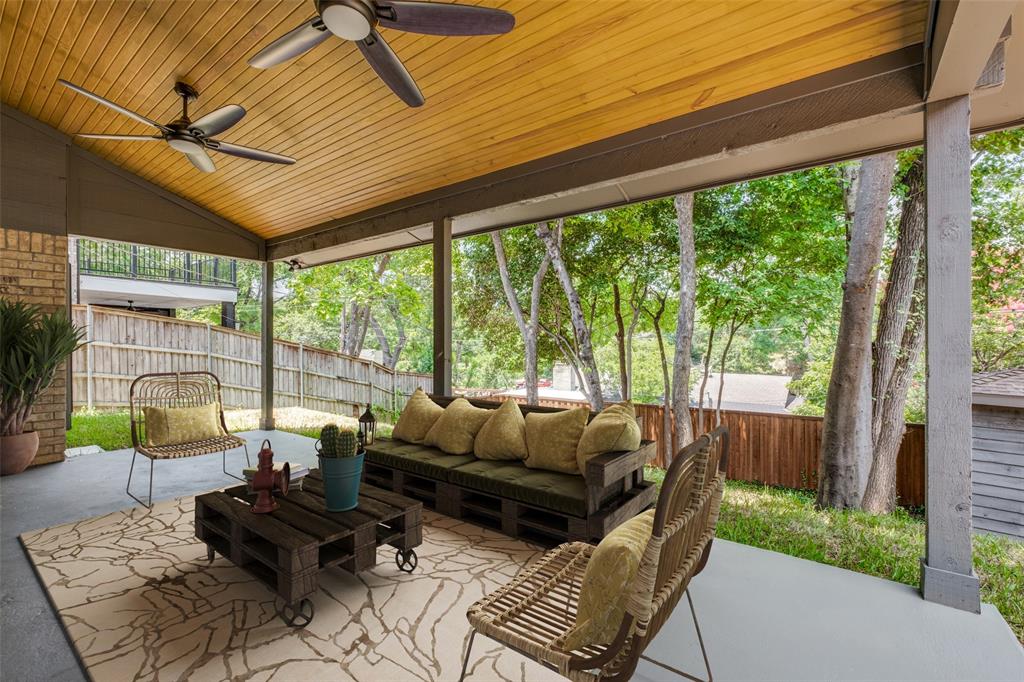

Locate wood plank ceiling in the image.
[1,1,928,240]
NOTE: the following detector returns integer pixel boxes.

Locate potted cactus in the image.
[315,424,364,511]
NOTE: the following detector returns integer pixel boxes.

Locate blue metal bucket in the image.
[318,453,364,512]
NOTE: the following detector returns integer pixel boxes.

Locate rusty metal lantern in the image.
[358,403,376,446]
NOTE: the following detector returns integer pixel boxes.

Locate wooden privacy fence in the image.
[71,305,432,416]
[488,394,926,507]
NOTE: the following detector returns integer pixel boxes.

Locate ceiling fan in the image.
[248,0,515,107]
[57,79,296,172]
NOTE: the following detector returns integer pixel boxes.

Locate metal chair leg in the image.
[458,630,477,682]
[126,450,155,508]
[639,589,712,682]
[222,445,248,481]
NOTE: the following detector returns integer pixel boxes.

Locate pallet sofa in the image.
[361,395,658,545]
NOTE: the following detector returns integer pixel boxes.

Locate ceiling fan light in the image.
[167,135,203,154]
[321,2,373,41]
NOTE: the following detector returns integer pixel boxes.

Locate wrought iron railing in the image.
[77,239,237,288]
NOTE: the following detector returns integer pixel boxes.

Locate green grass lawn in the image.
[67,407,392,451]
[644,466,1023,644]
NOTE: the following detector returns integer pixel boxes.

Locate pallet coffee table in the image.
[194,469,422,627]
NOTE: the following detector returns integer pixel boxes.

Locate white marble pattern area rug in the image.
[20,497,562,682]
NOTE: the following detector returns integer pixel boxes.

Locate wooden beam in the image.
[260,260,275,431]
[432,218,452,396]
[926,1,1015,101]
[921,94,980,613]
[266,47,924,261]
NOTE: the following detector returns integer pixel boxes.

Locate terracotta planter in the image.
[1,431,40,475]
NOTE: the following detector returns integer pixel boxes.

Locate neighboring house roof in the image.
[691,373,798,413]
[972,368,1024,409]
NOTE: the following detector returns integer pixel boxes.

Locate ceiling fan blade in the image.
[248,18,331,68]
[357,30,424,107]
[376,1,514,36]
[75,133,165,141]
[206,139,295,165]
[58,79,166,131]
[185,149,216,173]
[189,104,246,137]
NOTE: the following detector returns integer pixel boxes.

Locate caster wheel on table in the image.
[276,598,315,627]
[395,548,418,573]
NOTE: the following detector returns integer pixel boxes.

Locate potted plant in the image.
[315,424,364,511]
[1,299,86,475]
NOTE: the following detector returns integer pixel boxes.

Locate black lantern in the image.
[359,403,376,446]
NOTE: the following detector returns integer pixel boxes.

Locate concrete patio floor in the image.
[1,430,1021,682]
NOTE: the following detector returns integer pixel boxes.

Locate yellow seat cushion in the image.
[524,407,590,474]
[562,509,655,650]
[391,388,445,444]
[473,399,527,461]
[422,397,494,455]
[576,402,642,473]
[143,402,224,447]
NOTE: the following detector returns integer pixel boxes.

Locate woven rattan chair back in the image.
[577,425,729,681]
[129,371,227,449]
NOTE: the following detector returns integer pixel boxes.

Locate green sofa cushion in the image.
[449,459,587,517]
[365,439,475,480]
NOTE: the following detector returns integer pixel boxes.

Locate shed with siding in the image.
[971,368,1024,539]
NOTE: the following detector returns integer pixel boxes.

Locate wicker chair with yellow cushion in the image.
[461,426,729,682]
[127,371,249,507]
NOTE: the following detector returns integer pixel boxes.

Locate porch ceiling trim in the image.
[267,45,925,262]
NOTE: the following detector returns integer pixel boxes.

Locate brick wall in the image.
[0,227,68,466]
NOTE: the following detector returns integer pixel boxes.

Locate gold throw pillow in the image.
[524,407,590,474]
[391,388,445,444]
[144,402,224,447]
[562,510,655,651]
[576,402,642,473]
[422,397,494,454]
[473,399,527,460]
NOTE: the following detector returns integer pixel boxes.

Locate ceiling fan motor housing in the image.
[318,0,377,41]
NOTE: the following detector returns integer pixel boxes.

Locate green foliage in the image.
[67,410,132,451]
[1,299,87,436]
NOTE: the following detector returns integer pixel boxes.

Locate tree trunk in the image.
[672,192,697,450]
[863,155,926,513]
[492,230,550,405]
[537,219,604,410]
[697,324,716,434]
[817,152,897,510]
[625,285,644,402]
[613,283,629,399]
[715,315,745,425]
[647,293,674,464]
[368,299,407,370]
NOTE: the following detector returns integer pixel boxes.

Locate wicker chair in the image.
[127,371,249,507]
[461,426,729,682]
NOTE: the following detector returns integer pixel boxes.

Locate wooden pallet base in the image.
[363,462,656,546]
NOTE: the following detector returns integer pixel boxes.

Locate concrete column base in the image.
[920,558,981,613]
[258,418,276,431]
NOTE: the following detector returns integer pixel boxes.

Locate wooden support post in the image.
[260,261,275,430]
[921,95,980,613]
[85,304,94,410]
[432,217,452,396]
